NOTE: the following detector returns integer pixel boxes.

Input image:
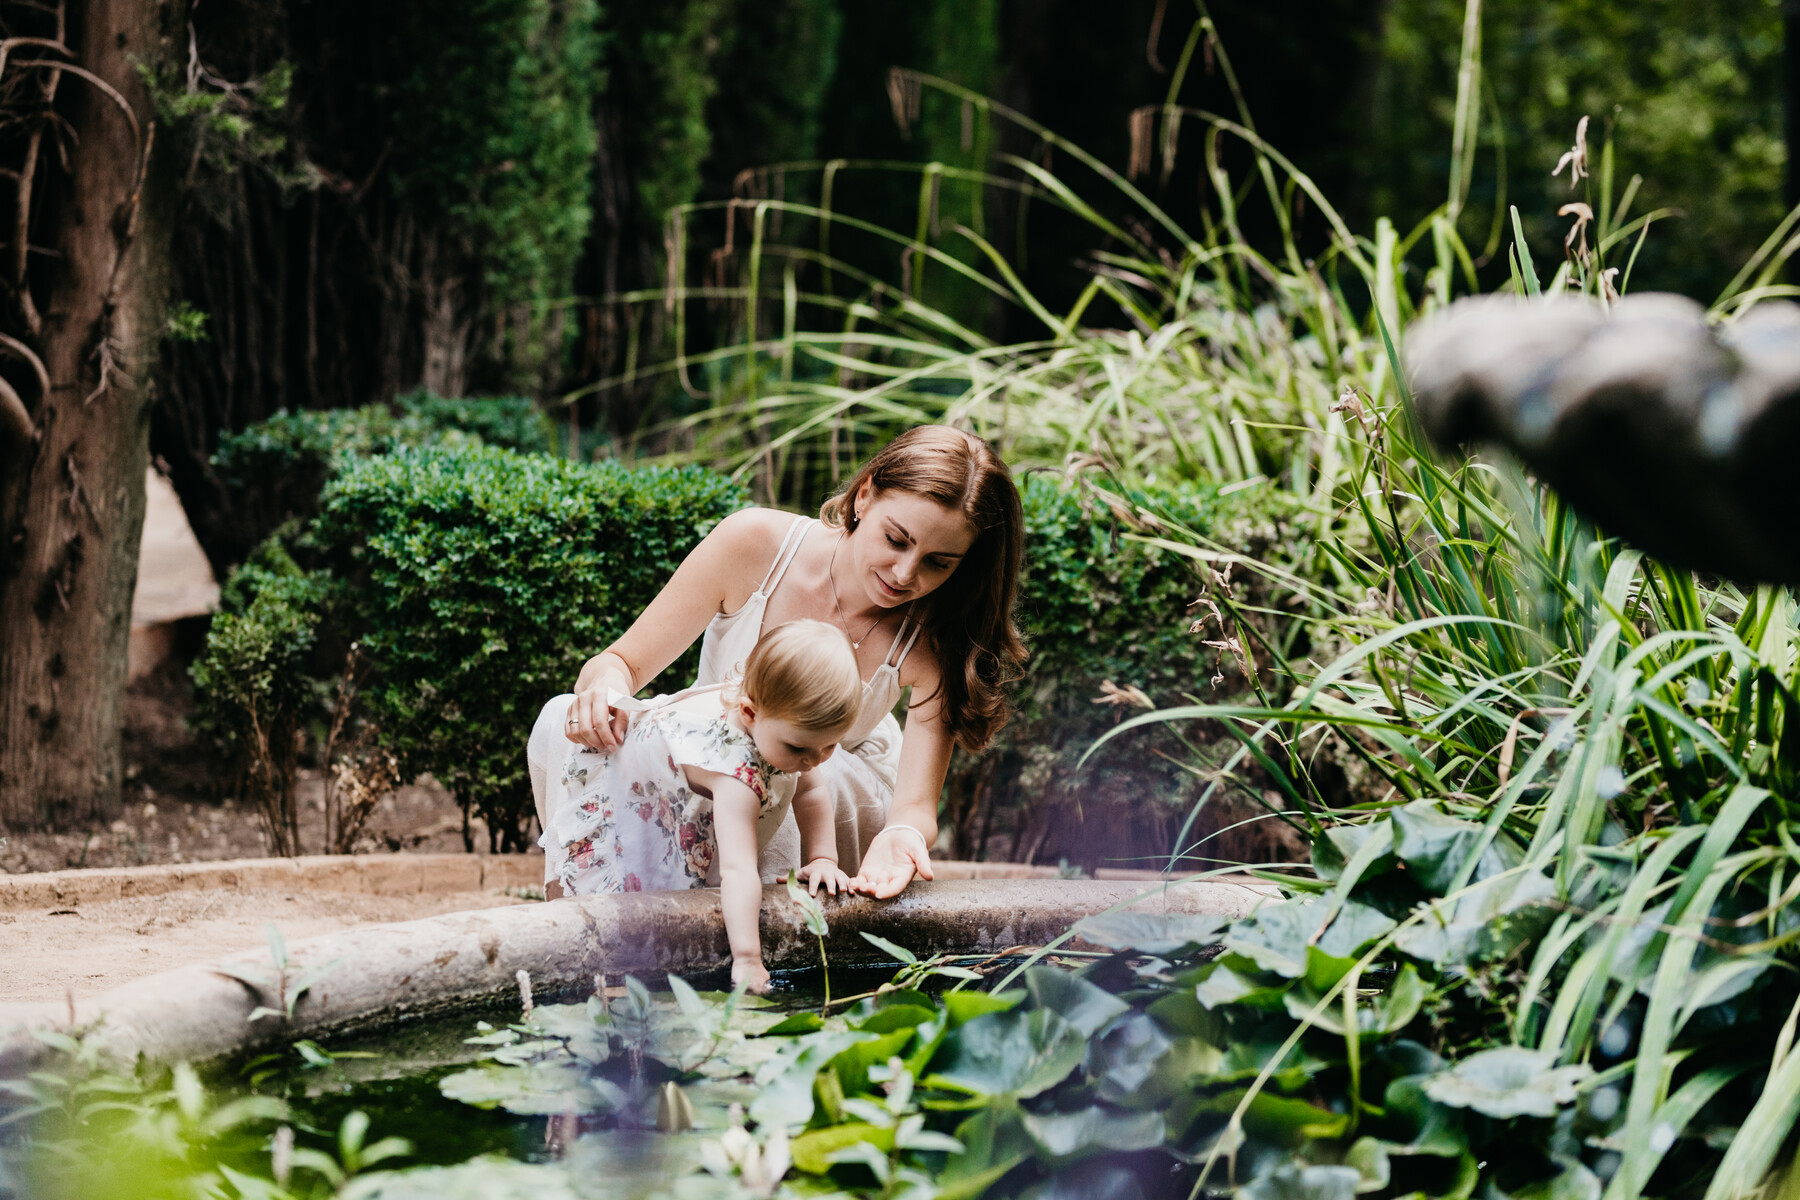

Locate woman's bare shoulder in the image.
[692,508,806,595]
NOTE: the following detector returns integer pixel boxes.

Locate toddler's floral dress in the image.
[540,686,781,895]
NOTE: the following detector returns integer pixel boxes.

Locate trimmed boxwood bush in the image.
[298,446,749,851]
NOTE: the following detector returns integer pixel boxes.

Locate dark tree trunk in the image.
[0,0,183,831]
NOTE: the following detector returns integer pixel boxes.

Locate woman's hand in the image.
[565,676,633,752]
[851,826,935,899]
[798,856,851,897]
[732,955,772,994]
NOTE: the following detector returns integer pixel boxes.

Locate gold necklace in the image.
[829,531,885,649]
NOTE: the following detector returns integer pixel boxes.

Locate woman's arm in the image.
[567,508,787,751]
[851,653,954,898]
[684,766,770,992]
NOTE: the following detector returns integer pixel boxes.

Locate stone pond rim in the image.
[0,877,1272,1070]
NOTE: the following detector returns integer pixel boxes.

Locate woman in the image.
[528,425,1027,898]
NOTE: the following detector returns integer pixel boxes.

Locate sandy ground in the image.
[0,886,530,1004]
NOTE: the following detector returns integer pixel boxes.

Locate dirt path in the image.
[0,886,528,1004]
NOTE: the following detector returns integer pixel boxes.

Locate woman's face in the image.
[847,484,978,610]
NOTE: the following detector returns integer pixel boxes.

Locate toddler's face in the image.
[747,712,850,774]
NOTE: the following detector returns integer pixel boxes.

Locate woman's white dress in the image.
[528,515,920,884]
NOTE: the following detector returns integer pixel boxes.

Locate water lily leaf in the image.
[830,1028,914,1095]
[1421,1047,1591,1119]
[926,1009,1086,1100]
[1179,1088,1347,1149]
[1314,901,1398,959]
[1511,1157,1601,1200]
[1393,870,1558,968]
[762,1012,824,1036]
[1391,803,1520,896]
[786,871,829,937]
[1213,1039,1328,1091]
[1021,1105,1164,1161]
[1238,1163,1363,1200]
[1086,1011,1172,1103]
[941,989,1024,1027]
[1224,903,1319,978]
[1678,955,1773,1026]
[1025,967,1131,1036]
[437,1063,595,1115]
[1283,964,1426,1038]
[749,1031,872,1129]
[1196,963,1290,1011]
[1381,1076,1463,1157]
[790,1121,894,1174]
[339,1155,581,1200]
[940,1107,1033,1199]
[856,1004,937,1034]
[1314,822,1395,884]
[1071,911,1231,956]
[1344,1137,1390,1192]
[1304,948,1357,993]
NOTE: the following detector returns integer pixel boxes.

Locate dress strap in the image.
[886,609,925,669]
[757,515,812,596]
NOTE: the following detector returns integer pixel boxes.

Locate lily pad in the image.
[1391,803,1519,896]
[437,1062,597,1116]
[942,989,1025,1026]
[1421,1047,1591,1119]
[1238,1163,1363,1200]
[1021,1105,1163,1161]
[1070,912,1231,956]
[1024,967,1131,1037]
[926,1009,1086,1100]
[790,1121,895,1174]
[340,1156,580,1200]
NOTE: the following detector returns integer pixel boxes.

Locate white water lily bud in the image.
[516,969,534,1018]
[719,1124,753,1165]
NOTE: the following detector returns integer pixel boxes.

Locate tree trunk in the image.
[0,0,183,831]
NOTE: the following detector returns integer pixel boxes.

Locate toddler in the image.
[540,619,862,991]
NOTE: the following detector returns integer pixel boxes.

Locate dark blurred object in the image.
[1408,293,1800,584]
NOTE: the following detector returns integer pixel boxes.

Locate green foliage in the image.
[387,0,604,305]
[302,446,747,850]
[607,0,733,236]
[1372,0,1786,298]
[2,1034,397,1200]
[208,392,555,569]
[189,557,330,855]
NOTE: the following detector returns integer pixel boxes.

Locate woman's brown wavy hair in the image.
[819,426,1027,753]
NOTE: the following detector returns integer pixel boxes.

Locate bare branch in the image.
[0,371,35,447]
[0,36,70,80]
[11,61,140,146]
[0,332,50,399]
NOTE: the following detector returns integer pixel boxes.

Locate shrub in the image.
[208,391,556,571]
[302,445,747,851]
[188,546,330,855]
[943,472,1302,870]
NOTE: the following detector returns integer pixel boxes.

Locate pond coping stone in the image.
[0,876,1272,1071]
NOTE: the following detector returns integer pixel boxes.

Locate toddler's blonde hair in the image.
[739,619,862,734]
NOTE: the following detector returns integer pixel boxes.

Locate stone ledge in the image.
[0,877,1273,1070]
